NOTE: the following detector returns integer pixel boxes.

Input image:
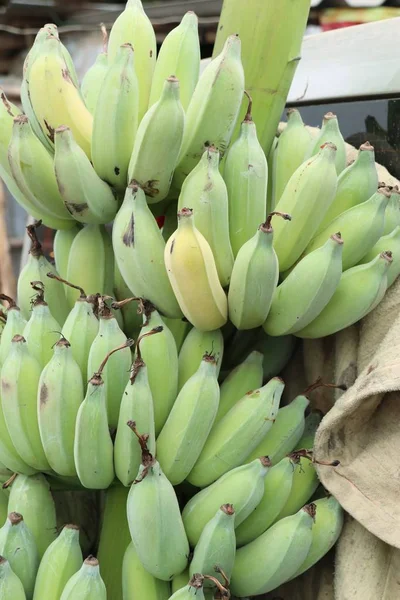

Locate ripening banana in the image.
[230,504,316,597]
[177,146,233,286]
[60,556,106,600]
[1,336,50,471]
[189,504,236,587]
[304,187,391,270]
[113,184,183,318]
[164,208,228,331]
[223,95,268,257]
[122,541,171,600]
[0,512,39,599]
[32,524,82,600]
[228,212,291,330]
[271,109,312,208]
[156,353,220,485]
[7,474,57,558]
[359,225,400,287]
[182,457,271,547]
[149,12,200,110]
[296,251,392,338]
[187,377,284,488]
[317,141,378,232]
[23,284,61,368]
[276,452,320,520]
[128,76,185,204]
[309,112,346,174]
[0,556,26,600]
[383,185,400,234]
[28,34,92,157]
[54,126,119,224]
[92,43,139,192]
[235,456,295,546]
[173,34,245,189]
[81,25,108,114]
[126,434,189,581]
[53,227,81,279]
[178,327,224,391]
[37,337,84,476]
[0,295,27,366]
[264,233,344,336]
[272,142,338,272]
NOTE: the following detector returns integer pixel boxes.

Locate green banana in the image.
[37,336,84,476]
[230,504,316,597]
[126,427,189,580]
[172,570,190,595]
[53,227,80,280]
[113,267,143,338]
[81,25,108,114]
[59,556,106,600]
[178,327,224,391]
[383,184,400,234]
[173,34,245,189]
[296,411,322,450]
[92,43,139,192]
[0,556,26,599]
[112,184,182,318]
[275,451,320,520]
[0,512,39,600]
[187,377,284,488]
[309,112,346,174]
[267,136,278,213]
[223,95,268,257]
[264,233,344,336]
[0,490,7,524]
[32,524,82,600]
[359,225,400,287]
[177,145,233,286]
[228,212,291,329]
[23,282,61,368]
[271,109,312,208]
[163,317,191,353]
[128,76,185,204]
[317,141,378,231]
[272,142,338,272]
[182,457,271,547]
[254,330,296,382]
[168,574,206,600]
[0,295,27,367]
[156,353,220,485]
[122,541,171,599]
[149,12,200,110]
[296,251,392,338]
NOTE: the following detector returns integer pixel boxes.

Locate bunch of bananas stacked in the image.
[0,0,397,596]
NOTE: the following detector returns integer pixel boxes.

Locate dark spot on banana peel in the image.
[122,213,135,247]
[142,180,160,198]
[44,120,55,143]
[170,239,175,254]
[61,68,74,85]
[1,381,10,392]
[150,50,153,58]
[40,383,48,405]
[65,202,89,215]
[114,166,120,176]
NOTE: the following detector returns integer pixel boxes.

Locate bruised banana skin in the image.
[122,541,171,600]
[359,225,400,288]
[0,556,26,600]
[178,327,224,391]
[309,112,346,174]
[59,556,107,600]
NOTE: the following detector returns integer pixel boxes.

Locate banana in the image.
[296,411,322,450]
[383,184,400,234]
[275,451,320,520]
[1,335,50,471]
[37,336,84,476]
[0,512,39,600]
[177,146,233,286]
[113,266,142,338]
[108,0,156,121]
[113,184,183,318]
[235,456,295,546]
[359,225,400,287]
[182,457,271,547]
[128,76,185,204]
[291,495,344,579]
[81,26,109,114]
[0,382,35,476]
[0,490,7,523]
[272,142,338,272]
[0,295,27,366]
[214,350,263,424]
[309,112,346,174]
[189,504,236,587]
[23,282,61,368]
[32,524,82,600]
[149,12,200,110]
[53,226,81,279]
[54,126,119,224]
[264,233,344,336]
[92,43,139,192]
[163,317,191,353]
[7,474,57,558]
[223,94,268,257]
[296,251,392,338]
[178,327,224,391]
[228,212,291,330]
[172,34,245,189]
[317,141,378,232]
[304,187,391,270]
[87,299,133,428]
[28,34,92,157]
[0,556,26,599]
[267,136,278,213]
[126,427,189,580]
[165,208,228,331]
[59,556,106,600]
[122,541,171,599]
[172,570,190,595]
[156,352,220,485]
[230,504,316,597]
[187,377,284,488]
[17,222,69,325]
[169,574,206,600]
[271,109,312,208]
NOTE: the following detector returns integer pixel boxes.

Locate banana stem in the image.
[26,220,44,258]
[2,472,17,489]
[243,90,253,122]
[93,338,134,382]
[111,296,140,310]
[289,449,340,468]
[204,574,230,597]
[0,309,6,323]
[303,502,317,520]
[214,565,230,588]
[130,326,163,383]
[0,294,17,310]
[30,280,47,307]
[261,211,291,233]
[46,272,87,299]
[188,573,204,589]
[126,421,155,479]
[100,23,108,53]
[303,376,347,396]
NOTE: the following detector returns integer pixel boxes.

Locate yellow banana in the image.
[178,327,224,392]
[309,112,346,174]
[122,541,171,599]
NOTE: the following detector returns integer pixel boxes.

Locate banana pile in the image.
[0,0,397,596]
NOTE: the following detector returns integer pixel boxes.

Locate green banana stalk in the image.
[0,556,26,599]
[275,451,320,520]
[178,327,224,392]
[359,225,400,287]
[32,524,82,600]
[53,227,81,280]
[383,185,400,234]
[0,295,27,366]
[81,25,109,114]
[60,556,106,600]
[23,282,61,368]
[122,541,171,599]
